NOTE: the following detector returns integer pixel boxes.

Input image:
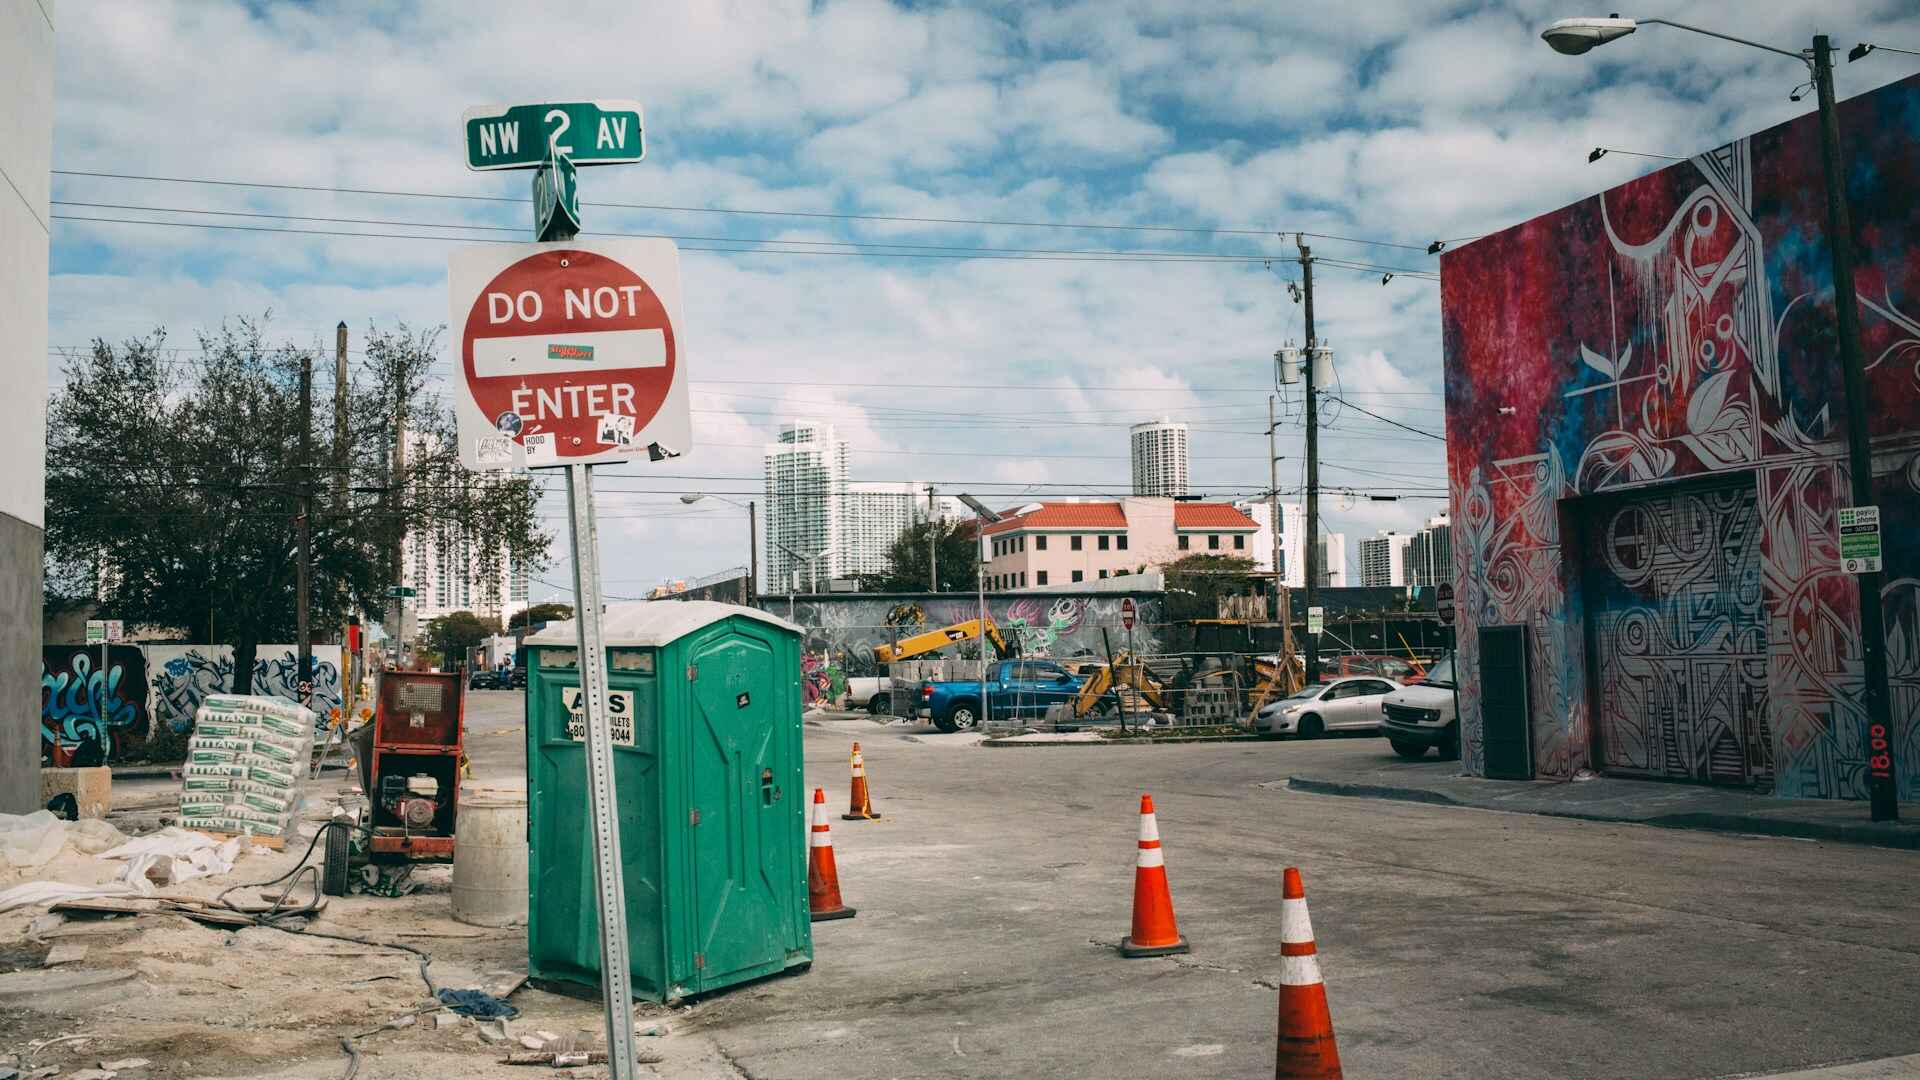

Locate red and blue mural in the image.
[1441,72,1920,801]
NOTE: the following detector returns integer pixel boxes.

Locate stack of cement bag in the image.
[178,694,316,840]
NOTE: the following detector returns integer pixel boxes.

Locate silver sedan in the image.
[1254,676,1400,739]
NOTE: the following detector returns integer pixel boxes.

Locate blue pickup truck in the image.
[918,659,1089,733]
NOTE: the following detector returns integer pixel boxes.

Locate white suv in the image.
[1380,653,1459,758]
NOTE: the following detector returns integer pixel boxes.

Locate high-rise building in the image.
[1359,532,1411,587]
[1130,418,1189,497]
[763,419,848,592]
[1230,500,1346,586]
[842,482,919,579]
[761,421,926,591]
[1407,514,1453,587]
[403,528,531,624]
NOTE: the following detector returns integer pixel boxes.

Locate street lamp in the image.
[679,493,757,605]
[1544,16,1899,821]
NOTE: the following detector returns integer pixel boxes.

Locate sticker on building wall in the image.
[1839,506,1883,574]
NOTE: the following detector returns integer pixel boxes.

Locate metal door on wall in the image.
[1480,626,1533,781]
[686,633,792,986]
[1581,480,1769,785]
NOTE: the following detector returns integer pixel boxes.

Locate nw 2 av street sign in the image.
[451,238,690,470]
[463,101,645,171]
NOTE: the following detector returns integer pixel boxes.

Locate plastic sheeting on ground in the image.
[0,821,246,913]
[0,811,128,869]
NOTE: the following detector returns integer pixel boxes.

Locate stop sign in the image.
[1120,597,1136,630]
[451,238,690,469]
[1436,582,1455,626]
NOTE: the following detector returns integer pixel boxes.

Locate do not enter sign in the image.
[452,238,690,469]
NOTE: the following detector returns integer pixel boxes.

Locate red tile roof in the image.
[982,501,1127,534]
[1173,503,1259,530]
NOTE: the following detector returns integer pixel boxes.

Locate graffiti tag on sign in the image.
[561,687,635,746]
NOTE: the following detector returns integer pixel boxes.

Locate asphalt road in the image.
[462,692,1920,1079]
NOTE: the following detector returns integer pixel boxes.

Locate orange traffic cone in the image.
[1274,867,1342,1078]
[1119,793,1188,957]
[842,742,881,820]
[808,789,856,922]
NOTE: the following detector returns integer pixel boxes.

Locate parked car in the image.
[1319,654,1423,683]
[918,659,1087,733]
[1381,652,1459,758]
[468,669,503,690]
[846,675,894,715]
[1254,675,1398,738]
[508,666,527,689]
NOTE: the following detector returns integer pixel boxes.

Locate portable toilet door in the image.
[670,612,810,994]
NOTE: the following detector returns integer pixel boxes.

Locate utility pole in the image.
[1812,35,1897,821]
[333,322,350,713]
[747,499,758,606]
[927,484,939,592]
[296,348,314,704]
[333,323,349,511]
[1268,396,1292,666]
[1297,235,1321,687]
[388,390,408,666]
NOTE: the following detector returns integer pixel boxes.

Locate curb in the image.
[1284,776,1461,805]
[983,734,1263,748]
[1284,776,1920,851]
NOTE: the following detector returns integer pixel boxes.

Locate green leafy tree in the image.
[1159,553,1259,622]
[854,519,980,592]
[422,611,503,668]
[45,320,550,685]
[507,602,573,631]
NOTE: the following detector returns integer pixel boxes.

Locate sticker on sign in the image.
[1838,505,1883,575]
[561,687,635,747]
[451,238,690,470]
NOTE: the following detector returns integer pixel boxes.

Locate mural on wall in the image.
[1441,72,1920,799]
[1581,483,1770,785]
[41,645,149,764]
[43,643,345,765]
[765,592,1169,678]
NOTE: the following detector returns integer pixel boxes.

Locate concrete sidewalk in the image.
[1286,756,1920,850]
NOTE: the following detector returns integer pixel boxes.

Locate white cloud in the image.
[43,0,1920,590]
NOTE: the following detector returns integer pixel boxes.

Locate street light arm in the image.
[1634,17,1810,63]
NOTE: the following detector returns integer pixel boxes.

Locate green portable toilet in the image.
[522,600,809,1002]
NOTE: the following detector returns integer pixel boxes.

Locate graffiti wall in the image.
[40,645,149,765]
[760,591,1169,678]
[42,644,343,765]
[1440,72,1920,799]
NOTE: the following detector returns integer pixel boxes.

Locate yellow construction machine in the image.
[1073,652,1167,717]
[872,617,1015,664]
[1245,648,1306,721]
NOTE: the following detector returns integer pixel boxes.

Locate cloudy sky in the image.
[45,0,1920,601]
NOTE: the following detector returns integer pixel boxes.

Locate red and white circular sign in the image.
[451,239,688,469]
[1120,597,1137,630]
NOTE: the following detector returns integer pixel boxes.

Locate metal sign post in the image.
[565,461,638,1078]
[453,98,684,1080]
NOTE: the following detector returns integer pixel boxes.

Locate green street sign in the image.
[387,585,417,598]
[463,101,644,171]
[533,150,580,241]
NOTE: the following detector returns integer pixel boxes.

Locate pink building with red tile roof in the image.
[979,497,1257,590]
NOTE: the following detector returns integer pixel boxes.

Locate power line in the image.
[52,199,1308,263]
[52,214,1299,265]
[53,169,1438,253]
[1319,394,1446,441]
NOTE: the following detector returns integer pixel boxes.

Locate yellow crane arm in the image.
[872,617,1015,664]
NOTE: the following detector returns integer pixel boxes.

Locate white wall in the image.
[0,0,51,529]
[0,0,52,813]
